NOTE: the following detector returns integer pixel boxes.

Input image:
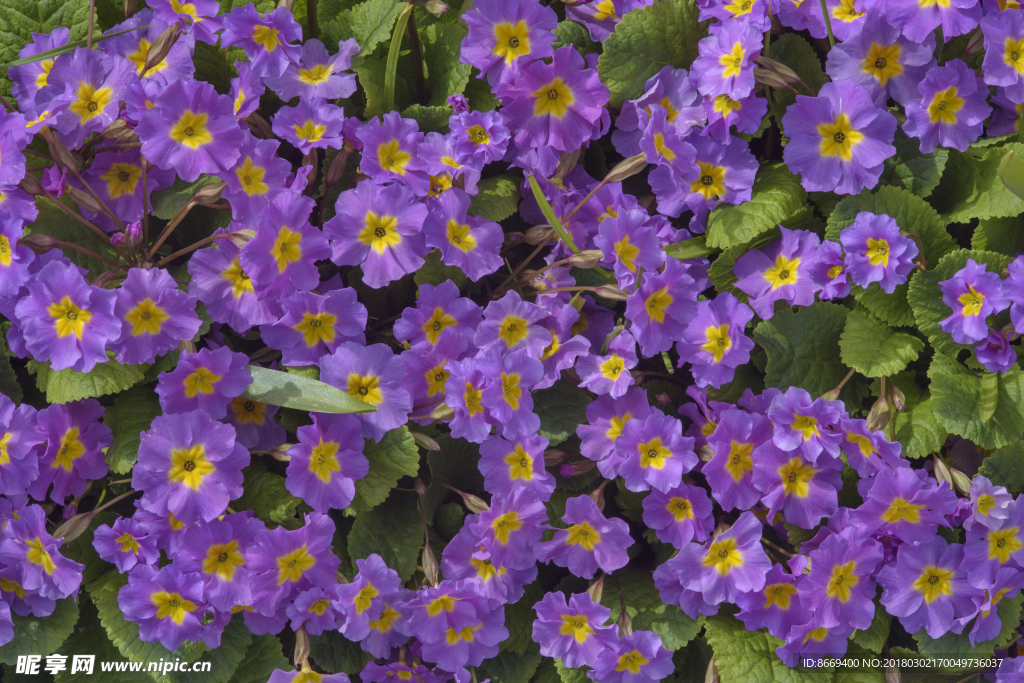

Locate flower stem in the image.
[818,0,835,46]
[155,232,240,267]
[147,199,196,261]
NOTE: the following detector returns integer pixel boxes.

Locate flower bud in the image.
[552,149,583,186]
[425,0,449,16]
[755,56,804,87]
[414,477,428,497]
[753,68,793,91]
[19,173,44,196]
[594,284,630,301]
[884,664,900,683]
[141,23,182,78]
[705,658,719,683]
[447,94,469,115]
[47,135,79,172]
[932,455,952,488]
[524,225,554,245]
[544,449,568,467]
[697,444,714,462]
[293,627,310,668]
[889,383,907,412]
[268,443,293,462]
[964,29,984,58]
[567,249,603,269]
[53,510,97,543]
[866,394,890,432]
[819,387,841,402]
[421,541,440,587]
[589,483,605,511]
[950,467,972,496]
[461,492,489,514]
[587,575,604,604]
[277,0,295,9]
[244,113,274,140]
[227,229,256,248]
[325,143,354,188]
[429,403,455,421]
[411,431,440,451]
[603,153,648,184]
[101,117,136,142]
[194,180,226,202]
[66,186,105,214]
[124,0,137,17]
[560,459,597,477]
[616,608,633,638]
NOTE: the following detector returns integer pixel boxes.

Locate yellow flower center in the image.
[168,444,216,490]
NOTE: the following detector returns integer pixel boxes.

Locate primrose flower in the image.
[14,260,120,373]
[904,60,991,153]
[692,22,762,101]
[320,341,411,441]
[568,0,652,41]
[625,258,700,356]
[0,395,43,496]
[767,386,844,464]
[8,28,70,113]
[798,527,883,629]
[735,564,811,640]
[754,447,843,528]
[450,110,511,164]
[578,388,654,476]
[445,357,497,443]
[1009,256,1024,334]
[149,0,223,44]
[612,66,705,156]
[43,48,134,148]
[856,465,959,543]
[733,227,821,320]
[886,0,982,43]
[30,400,112,504]
[247,513,340,615]
[173,513,262,611]
[476,290,550,358]
[93,517,159,573]
[962,498,1024,588]
[110,267,202,365]
[83,147,176,232]
[534,300,592,389]
[137,79,244,182]
[0,505,82,602]
[963,476,1014,533]
[839,212,919,293]
[271,98,345,155]
[326,180,429,289]
[878,537,981,639]
[839,417,903,477]
[394,280,482,351]
[261,289,367,366]
[423,188,504,281]
[357,112,429,195]
[221,5,303,77]
[674,135,758,231]
[676,293,755,388]
[479,348,543,438]
[975,328,1018,374]
[334,554,403,641]
[228,62,266,120]
[118,565,210,651]
[461,0,558,85]
[775,619,853,668]
[497,46,611,153]
[576,330,639,398]
[939,259,1010,344]
[133,411,249,525]
[704,407,773,511]
[701,92,769,143]
[590,631,674,683]
[442,523,536,605]
[593,209,665,290]
[616,413,698,493]
[965,567,1024,645]
[102,10,195,85]
[470,488,547,570]
[240,194,331,300]
[781,79,897,194]
[264,38,359,100]
[285,414,368,513]
[155,346,252,420]
[642,483,715,549]
[478,433,555,501]
[532,592,618,668]
[534,495,634,579]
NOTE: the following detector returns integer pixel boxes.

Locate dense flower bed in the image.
[0,0,1023,681]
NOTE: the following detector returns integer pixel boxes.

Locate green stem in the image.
[818,0,835,46]
[384,5,413,114]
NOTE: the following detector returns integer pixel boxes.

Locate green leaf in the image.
[383,4,413,114]
[323,0,404,56]
[914,595,1024,667]
[879,128,949,199]
[928,354,1024,451]
[309,630,372,675]
[501,581,545,655]
[241,365,375,414]
[479,650,543,683]
[839,309,925,378]
[766,34,827,119]
[231,459,301,525]
[347,491,424,580]
[931,144,1024,223]
[529,174,577,253]
[103,385,161,474]
[907,249,1013,357]
[349,425,421,512]
[826,185,956,328]
[226,634,289,683]
[25,198,120,276]
[55,597,150,683]
[0,332,22,404]
[704,615,831,683]
[598,569,703,650]
[422,23,471,106]
[533,382,593,447]
[555,659,590,683]
[705,162,807,250]
[597,0,709,107]
[892,395,948,459]
[752,301,856,399]
[0,0,90,94]
[978,441,1024,496]
[149,175,214,220]
[428,433,484,492]
[665,235,720,260]
[852,604,891,654]
[0,597,78,666]
[469,174,521,222]
[192,41,236,94]
[401,104,450,133]
[415,249,467,288]
[998,148,1024,200]
[552,21,598,56]
[972,214,1024,257]
[28,358,148,404]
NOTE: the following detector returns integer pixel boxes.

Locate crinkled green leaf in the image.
[428,433,484,492]
[226,634,289,683]
[705,162,807,250]
[103,384,161,474]
[415,249,468,288]
[827,186,956,327]
[972,214,1024,257]
[552,20,599,56]
[533,382,593,447]
[907,249,1013,357]
[349,425,421,512]
[55,597,149,683]
[26,198,120,276]
[0,332,22,404]
[0,0,90,95]
[852,603,891,654]
[501,581,545,655]
[28,358,148,404]
[597,0,708,107]
[192,42,236,94]
[554,659,590,683]
[469,174,521,222]
[929,354,1024,451]
[310,630,372,675]
[839,309,925,378]
[931,144,1024,223]
[893,395,947,459]
[752,301,859,400]
[347,491,423,580]
[766,34,827,119]
[914,595,1024,667]
[150,175,214,220]
[978,441,1024,496]
[242,365,375,414]
[323,0,403,55]
[598,569,703,650]
[705,615,831,683]
[879,128,949,199]
[232,459,300,526]
[356,55,411,118]
[0,597,78,666]
[162,615,252,683]
[479,650,543,683]
[401,103,450,133]
[422,22,470,106]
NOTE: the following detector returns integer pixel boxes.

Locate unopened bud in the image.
[141,23,182,78]
[194,180,226,202]
[421,541,440,587]
[227,229,255,248]
[603,153,648,184]
[325,144,353,188]
[53,510,97,543]
[552,149,583,186]
[19,173,44,196]
[950,468,972,496]
[560,460,597,478]
[414,477,428,497]
[66,186,104,214]
[424,0,449,16]
[567,249,603,269]
[933,455,953,488]
[589,483,606,511]
[47,136,79,172]
[697,444,714,462]
[544,449,568,467]
[819,387,841,402]
[964,29,984,57]
[277,0,295,9]
[293,626,310,668]
[884,665,900,683]
[753,68,793,91]
[594,284,630,301]
[244,113,274,140]
[461,492,489,514]
[429,403,455,421]
[179,339,197,353]
[268,443,293,462]
[101,117,136,143]
[705,658,719,683]
[524,225,554,245]
[616,608,633,638]
[755,55,803,85]
[124,0,137,17]
[866,394,890,432]
[889,383,907,412]
[587,574,604,604]
[411,432,440,451]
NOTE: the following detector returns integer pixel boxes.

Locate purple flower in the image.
[156,346,252,420]
[825,13,937,106]
[625,258,699,356]
[218,133,294,224]
[41,166,67,198]
[444,357,497,443]
[975,328,1018,373]
[476,290,550,358]
[230,62,265,119]
[775,619,852,668]
[670,135,758,232]
[30,400,110,504]
[394,281,482,351]
[839,418,903,477]
[93,518,159,573]
[589,631,674,683]
[497,46,611,153]
[904,60,991,152]
[285,414,368,512]
[988,91,1022,136]
[334,554,403,641]
[118,565,211,651]
[839,211,919,293]
[887,0,982,42]
[271,98,345,154]
[704,407,773,511]
[423,188,504,281]
[809,239,852,300]
[478,433,555,501]
[939,258,1011,344]
[964,476,1014,533]
[83,147,176,232]
[1008,256,1024,334]
[532,591,618,668]
[754,448,843,528]
[43,48,134,148]
[781,79,897,194]
[288,585,344,635]
[701,92,769,143]
[221,5,302,78]
[110,267,202,365]
[0,214,34,300]
[612,66,705,156]
[0,505,82,601]
[577,330,639,398]
[856,465,959,543]
[735,564,811,640]
[240,193,331,300]
[356,112,429,194]
[767,386,844,463]
[441,521,535,605]
[138,78,245,181]
[478,348,543,438]
[133,411,248,525]
[965,567,1024,645]
[578,388,655,477]
[8,28,70,113]
[534,300,592,389]
[14,260,120,372]
[326,180,429,289]
[983,9,1024,104]
[320,342,411,441]
[150,0,222,44]
[962,498,1024,588]
[676,292,755,388]
[798,527,883,629]
[0,395,43,496]
[878,537,982,638]
[470,488,546,570]
[568,0,652,41]
[450,110,510,164]
[594,211,666,292]
[261,288,367,366]
[264,38,359,100]
[616,412,697,493]
[247,513,339,615]
[733,227,821,319]
[692,22,762,100]
[461,0,557,85]
[642,483,715,549]
[102,10,195,86]
[173,513,262,611]
[534,495,634,579]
